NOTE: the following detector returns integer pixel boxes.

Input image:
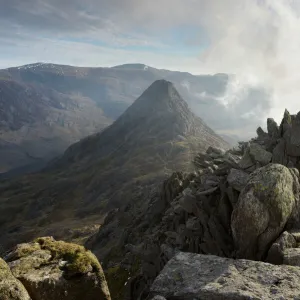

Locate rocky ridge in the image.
[86,109,300,299]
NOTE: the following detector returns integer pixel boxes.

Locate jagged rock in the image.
[231,164,299,260]
[238,145,255,170]
[6,237,111,300]
[0,258,31,300]
[249,143,272,166]
[267,118,280,138]
[227,168,249,192]
[272,138,288,165]
[149,252,300,300]
[280,109,292,136]
[266,231,296,264]
[285,112,300,156]
[283,248,300,267]
[256,126,268,139]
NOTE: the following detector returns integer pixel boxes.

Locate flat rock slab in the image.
[150,252,300,300]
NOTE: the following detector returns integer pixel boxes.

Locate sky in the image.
[2,0,300,136]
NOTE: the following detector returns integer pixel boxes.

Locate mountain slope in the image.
[0,62,232,174]
[0,80,229,251]
[0,76,111,174]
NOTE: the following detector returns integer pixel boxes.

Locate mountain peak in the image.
[131,79,188,113]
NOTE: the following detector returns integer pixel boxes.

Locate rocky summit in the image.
[83,109,300,299]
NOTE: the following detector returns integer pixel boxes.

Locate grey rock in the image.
[227,168,249,192]
[272,138,287,165]
[283,248,300,267]
[179,193,198,214]
[150,252,300,300]
[266,231,296,264]
[249,143,272,166]
[0,258,31,300]
[238,145,255,170]
[206,146,226,156]
[231,164,298,260]
[290,230,300,243]
[256,126,268,139]
[267,118,280,138]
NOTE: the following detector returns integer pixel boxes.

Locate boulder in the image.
[231,164,299,260]
[238,145,254,170]
[283,248,300,267]
[227,168,249,192]
[0,258,31,300]
[266,231,296,264]
[272,138,288,165]
[150,252,300,300]
[249,143,272,166]
[6,237,111,300]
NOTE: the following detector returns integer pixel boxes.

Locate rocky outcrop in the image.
[86,109,300,299]
[149,252,300,300]
[0,258,31,300]
[4,237,111,300]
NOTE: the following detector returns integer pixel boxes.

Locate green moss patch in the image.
[35,237,101,275]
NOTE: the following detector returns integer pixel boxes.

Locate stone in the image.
[238,145,254,170]
[231,164,299,260]
[178,193,198,214]
[290,230,300,243]
[266,231,296,264]
[227,168,249,192]
[267,118,280,138]
[280,109,292,136]
[6,237,111,300]
[249,143,272,166]
[272,138,288,165]
[206,146,225,156]
[0,258,31,300]
[283,248,300,267]
[150,252,300,300]
[256,126,268,139]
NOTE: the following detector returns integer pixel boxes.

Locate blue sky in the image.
[0,0,216,73]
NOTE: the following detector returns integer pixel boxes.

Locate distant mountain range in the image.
[0,62,237,175]
[0,79,229,251]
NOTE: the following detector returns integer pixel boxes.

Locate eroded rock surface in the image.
[0,258,31,300]
[149,252,300,300]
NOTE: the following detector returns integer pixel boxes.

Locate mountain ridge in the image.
[0,80,229,252]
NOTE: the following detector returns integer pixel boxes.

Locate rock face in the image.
[4,237,111,300]
[0,258,31,300]
[231,164,300,260]
[149,252,300,300]
[86,109,300,300]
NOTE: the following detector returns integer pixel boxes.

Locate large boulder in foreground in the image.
[5,237,111,300]
[0,258,31,300]
[231,164,300,260]
[149,252,300,300]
